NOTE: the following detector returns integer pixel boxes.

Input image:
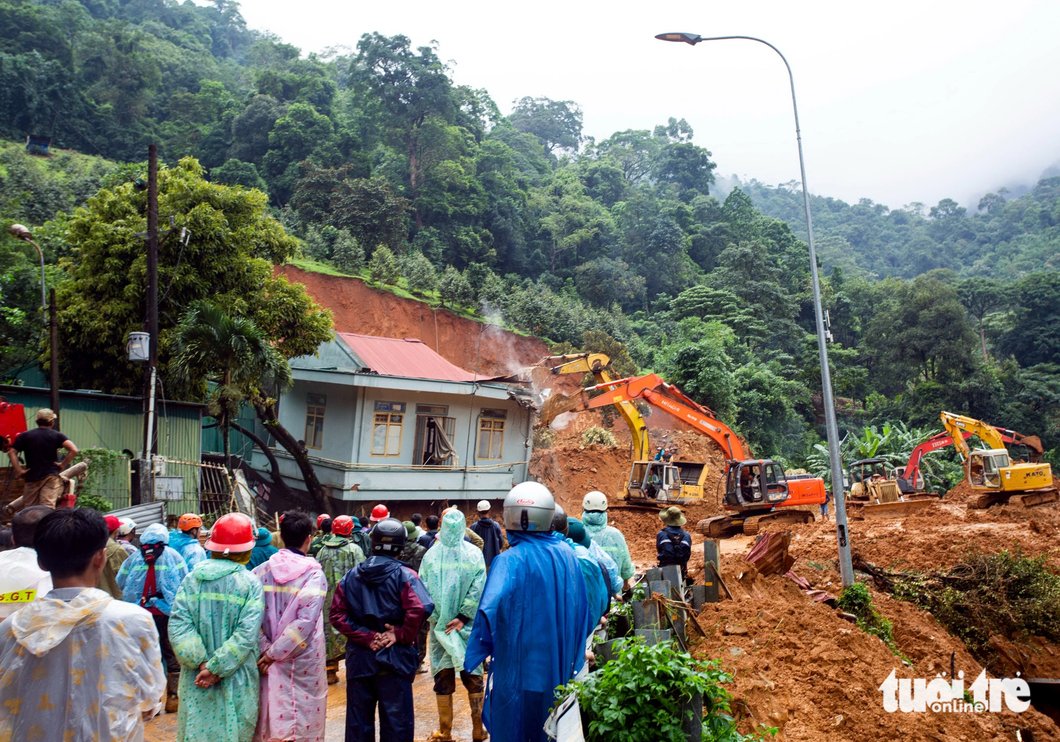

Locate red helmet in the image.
[204,513,256,553]
[332,515,355,536]
[316,513,331,529]
[370,504,390,522]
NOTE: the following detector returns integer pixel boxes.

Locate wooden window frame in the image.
[477,418,505,460]
[304,394,326,450]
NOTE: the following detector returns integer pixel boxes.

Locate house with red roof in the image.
[250,333,533,510]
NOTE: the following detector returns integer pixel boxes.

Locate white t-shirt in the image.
[0,547,54,619]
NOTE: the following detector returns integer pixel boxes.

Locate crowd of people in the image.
[0,464,698,741]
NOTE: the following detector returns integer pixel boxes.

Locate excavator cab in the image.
[968,449,1010,488]
[724,460,789,507]
[628,461,679,500]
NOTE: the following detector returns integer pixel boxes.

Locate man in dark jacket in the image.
[330,517,434,742]
[469,500,505,570]
[656,506,692,580]
[416,514,440,550]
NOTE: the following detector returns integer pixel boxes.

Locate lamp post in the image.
[656,31,854,587]
[7,224,46,330]
[8,223,61,428]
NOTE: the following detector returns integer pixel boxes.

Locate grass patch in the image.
[837,582,909,662]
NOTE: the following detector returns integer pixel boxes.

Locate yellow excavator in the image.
[543,354,710,506]
[939,411,1059,509]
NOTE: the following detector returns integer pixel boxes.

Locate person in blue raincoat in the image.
[464,482,590,742]
[247,526,278,570]
[116,522,190,711]
[170,513,208,570]
[568,516,622,598]
[552,507,608,629]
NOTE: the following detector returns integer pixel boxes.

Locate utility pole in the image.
[48,289,59,429]
[140,144,159,504]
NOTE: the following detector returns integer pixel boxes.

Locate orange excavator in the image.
[541,361,826,537]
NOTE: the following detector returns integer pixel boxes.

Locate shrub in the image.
[582,426,617,447]
[837,582,901,658]
[332,230,365,274]
[438,265,474,308]
[367,244,399,285]
[401,251,437,296]
[558,638,771,742]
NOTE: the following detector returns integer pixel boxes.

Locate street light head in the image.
[8,224,31,240]
[655,32,702,45]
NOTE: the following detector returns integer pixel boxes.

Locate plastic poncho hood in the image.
[464,531,590,742]
[10,587,112,655]
[116,537,189,615]
[141,522,169,544]
[581,511,634,581]
[268,547,315,583]
[169,529,208,569]
[419,511,486,673]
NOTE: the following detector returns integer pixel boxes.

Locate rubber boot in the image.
[470,692,488,740]
[326,658,339,685]
[429,694,454,741]
[164,672,179,713]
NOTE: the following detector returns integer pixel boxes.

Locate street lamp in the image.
[656,31,855,587]
[7,223,47,329]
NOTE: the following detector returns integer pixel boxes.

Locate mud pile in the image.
[692,556,1059,740]
[277,265,549,377]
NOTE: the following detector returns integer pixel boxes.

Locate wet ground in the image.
[144,665,475,742]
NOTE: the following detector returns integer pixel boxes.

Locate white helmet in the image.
[582,491,608,512]
[117,517,136,536]
[476,499,491,512]
[504,481,555,532]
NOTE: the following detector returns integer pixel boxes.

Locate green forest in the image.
[1,0,1058,477]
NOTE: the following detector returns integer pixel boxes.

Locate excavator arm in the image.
[544,354,651,461]
[903,426,1036,489]
[940,411,1008,457]
[580,373,750,461]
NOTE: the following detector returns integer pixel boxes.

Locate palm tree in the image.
[171,301,292,472]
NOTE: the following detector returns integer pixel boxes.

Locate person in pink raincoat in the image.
[253,511,329,742]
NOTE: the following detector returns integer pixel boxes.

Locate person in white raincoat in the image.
[0,508,166,742]
[169,513,265,742]
[418,509,487,741]
[253,510,328,742]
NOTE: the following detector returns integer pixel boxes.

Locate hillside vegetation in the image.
[1,0,1059,469]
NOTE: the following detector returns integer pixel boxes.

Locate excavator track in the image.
[971,486,1060,509]
[696,515,745,539]
[742,510,815,536]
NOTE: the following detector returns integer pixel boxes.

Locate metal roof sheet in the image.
[336,333,481,382]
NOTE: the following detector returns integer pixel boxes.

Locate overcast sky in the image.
[237,0,1060,211]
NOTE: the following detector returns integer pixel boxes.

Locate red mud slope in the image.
[277,265,548,377]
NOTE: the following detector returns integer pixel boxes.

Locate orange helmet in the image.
[316,513,331,529]
[204,513,255,553]
[178,513,203,532]
[332,515,355,536]
[370,504,390,522]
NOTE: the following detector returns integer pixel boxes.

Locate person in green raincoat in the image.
[580,491,634,591]
[169,513,264,742]
[316,514,365,684]
[419,509,487,741]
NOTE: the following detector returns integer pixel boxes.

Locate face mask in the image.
[582,511,608,528]
[140,542,165,564]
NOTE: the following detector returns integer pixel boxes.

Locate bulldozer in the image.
[846,458,936,519]
[940,411,1059,509]
[540,356,826,535]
